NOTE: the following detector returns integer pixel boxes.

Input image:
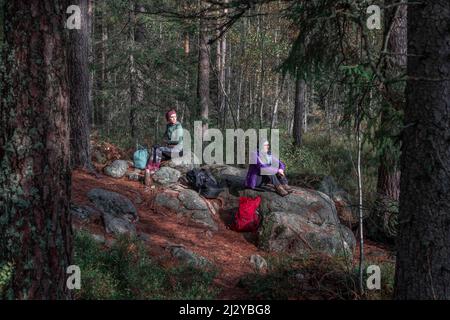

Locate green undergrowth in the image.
[238,252,395,300]
[73,231,219,300]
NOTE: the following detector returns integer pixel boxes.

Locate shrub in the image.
[0,262,13,297]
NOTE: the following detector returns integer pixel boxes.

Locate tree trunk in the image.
[293,76,306,146]
[197,17,210,131]
[129,2,145,142]
[215,29,226,128]
[0,0,72,299]
[376,0,407,213]
[304,83,309,133]
[394,0,450,299]
[270,29,281,129]
[98,0,109,130]
[67,0,93,170]
[183,32,190,55]
[88,0,94,126]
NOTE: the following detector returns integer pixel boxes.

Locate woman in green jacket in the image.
[162,109,183,156]
[147,109,183,170]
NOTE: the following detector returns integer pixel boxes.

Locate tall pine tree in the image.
[0,0,73,299]
[394,0,450,299]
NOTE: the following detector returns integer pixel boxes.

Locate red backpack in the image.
[230,196,261,232]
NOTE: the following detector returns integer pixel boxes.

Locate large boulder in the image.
[163,151,201,174]
[289,174,359,228]
[87,188,138,235]
[153,167,181,186]
[202,164,247,194]
[288,174,341,198]
[241,188,340,225]
[240,187,356,258]
[258,211,355,257]
[104,160,129,178]
[154,189,218,231]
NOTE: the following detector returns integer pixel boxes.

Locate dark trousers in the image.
[256,173,288,187]
[159,146,183,161]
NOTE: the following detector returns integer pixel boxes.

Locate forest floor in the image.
[72,167,395,299]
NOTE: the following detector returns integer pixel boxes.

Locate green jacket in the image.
[165,122,183,146]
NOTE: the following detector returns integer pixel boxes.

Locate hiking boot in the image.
[275,184,289,197]
[282,184,294,193]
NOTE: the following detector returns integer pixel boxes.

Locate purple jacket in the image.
[244,150,286,189]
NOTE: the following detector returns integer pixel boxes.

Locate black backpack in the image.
[186,168,224,199]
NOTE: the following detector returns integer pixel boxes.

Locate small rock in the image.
[137,233,150,242]
[103,213,136,236]
[87,188,138,220]
[190,209,218,231]
[178,189,208,210]
[92,234,106,243]
[87,188,138,236]
[250,254,268,272]
[205,231,214,239]
[70,204,100,221]
[92,150,107,164]
[104,160,129,178]
[168,245,211,268]
[134,194,143,205]
[105,238,117,247]
[152,167,181,186]
[295,273,305,281]
[155,192,182,211]
[126,171,143,182]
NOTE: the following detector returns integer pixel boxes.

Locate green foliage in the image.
[239,253,394,300]
[281,131,376,195]
[73,231,219,300]
[239,253,359,300]
[0,261,13,297]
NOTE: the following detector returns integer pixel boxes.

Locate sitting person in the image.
[146,109,183,171]
[244,140,293,197]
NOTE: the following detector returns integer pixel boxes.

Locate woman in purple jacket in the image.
[244,140,293,196]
